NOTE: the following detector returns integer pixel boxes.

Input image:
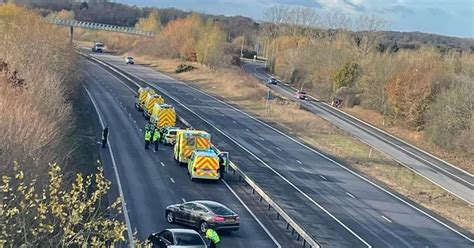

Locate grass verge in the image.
[343,106,473,174]
[130,55,473,234]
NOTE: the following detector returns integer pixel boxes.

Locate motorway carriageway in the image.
[82,61,284,247]
[243,62,473,205]
[84,51,473,248]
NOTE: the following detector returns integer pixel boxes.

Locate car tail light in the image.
[212,216,225,222]
[235,216,240,221]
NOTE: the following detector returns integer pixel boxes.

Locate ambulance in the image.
[150,104,176,129]
[174,130,211,164]
[187,149,220,181]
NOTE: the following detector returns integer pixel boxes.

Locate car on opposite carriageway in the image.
[267,77,279,85]
[165,200,240,233]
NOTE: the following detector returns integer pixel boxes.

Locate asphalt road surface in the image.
[243,61,474,205]
[82,61,280,247]
[84,51,473,248]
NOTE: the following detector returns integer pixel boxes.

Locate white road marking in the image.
[89,54,473,243]
[319,175,327,180]
[245,128,250,132]
[222,179,282,248]
[296,160,302,165]
[181,198,186,203]
[170,177,175,183]
[145,71,474,242]
[160,162,165,167]
[83,86,134,247]
[259,137,265,141]
[139,128,142,132]
[276,147,282,151]
[346,192,356,199]
[381,215,392,223]
[233,120,237,124]
[137,80,371,247]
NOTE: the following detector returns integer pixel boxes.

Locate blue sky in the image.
[117,0,474,37]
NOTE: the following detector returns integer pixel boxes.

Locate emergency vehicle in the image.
[150,104,176,129]
[135,87,154,111]
[174,130,211,164]
[187,149,220,181]
[143,93,165,119]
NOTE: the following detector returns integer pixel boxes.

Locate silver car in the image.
[147,228,207,248]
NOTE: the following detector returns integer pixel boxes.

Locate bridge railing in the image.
[47,19,155,37]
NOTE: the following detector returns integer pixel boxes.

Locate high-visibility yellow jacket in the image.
[153,131,161,142]
[145,131,152,141]
[205,229,220,243]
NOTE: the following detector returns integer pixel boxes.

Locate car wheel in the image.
[166,211,175,223]
[199,221,208,233]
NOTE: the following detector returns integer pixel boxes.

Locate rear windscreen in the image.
[207,205,234,215]
[169,131,177,135]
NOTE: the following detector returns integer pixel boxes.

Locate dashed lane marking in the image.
[346,192,356,199]
[381,216,392,223]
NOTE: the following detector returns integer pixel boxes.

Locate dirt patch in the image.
[130,56,474,233]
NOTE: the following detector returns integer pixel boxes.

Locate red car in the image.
[294,91,307,100]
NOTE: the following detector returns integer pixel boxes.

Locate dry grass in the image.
[132,55,474,233]
[344,107,474,174]
[0,5,78,177]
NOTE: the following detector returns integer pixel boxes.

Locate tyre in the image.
[166,211,175,223]
[199,221,208,233]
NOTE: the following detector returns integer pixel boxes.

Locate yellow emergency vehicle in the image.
[150,103,176,129]
[174,130,211,164]
[187,149,220,181]
[143,93,165,118]
[135,87,154,111]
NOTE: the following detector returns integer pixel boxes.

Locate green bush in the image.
[332,61,360,91]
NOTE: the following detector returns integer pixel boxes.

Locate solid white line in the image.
[140,80,371,247]
[89,55,473,243]
[83,86,134,247]
[160,162,165,167]
[319,175,327,180]
[346,192,356,199]
[249,63,473,194]
[222,179,281,248]
[152,72,474,242]
[311,100,473,187]
[170,177,175,184]
[296,160,302,165]
[381,216,392,223]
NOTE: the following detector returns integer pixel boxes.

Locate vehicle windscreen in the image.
[207,205,234,215]
[174,233,204,245]
[169,131,177,135]
[96,44,104,47]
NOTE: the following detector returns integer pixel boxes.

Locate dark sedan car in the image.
[267,77,279,84]
[165,200,240,233]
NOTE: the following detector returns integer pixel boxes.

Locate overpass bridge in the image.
[47,19,155,43]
